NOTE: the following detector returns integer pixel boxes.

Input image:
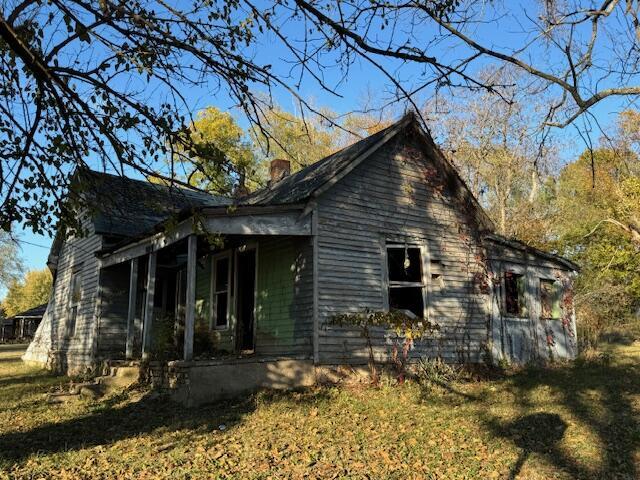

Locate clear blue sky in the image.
[8,1,633,292]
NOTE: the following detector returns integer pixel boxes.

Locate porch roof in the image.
[97,204,311,268]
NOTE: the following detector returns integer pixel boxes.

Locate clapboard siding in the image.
[255,237,314,356]
[26,216,104,373]
[316,131,490,364]
[485,243,577,363]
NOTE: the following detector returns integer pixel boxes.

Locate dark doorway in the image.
[236,248,256,352]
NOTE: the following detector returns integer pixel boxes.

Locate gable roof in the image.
[79,170,231,238]
[242,112,495,231]
[63,113,577,273]
[82,114,496,250]
[241,115,413,206]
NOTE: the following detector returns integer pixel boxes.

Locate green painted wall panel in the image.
[256,237,313,355]
[256,239,296,348]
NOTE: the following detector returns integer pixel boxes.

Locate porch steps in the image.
[46,364,142,403]
[96,365,142,390]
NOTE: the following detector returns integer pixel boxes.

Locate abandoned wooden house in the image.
[24,113,578,404]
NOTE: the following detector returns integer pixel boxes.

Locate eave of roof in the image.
[95,203,307,257]
[484,234,580,272]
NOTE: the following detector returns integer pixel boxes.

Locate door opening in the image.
[236,248,256,352]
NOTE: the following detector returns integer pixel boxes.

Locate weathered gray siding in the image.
[315,131,490,364]
[486,243,577,363]
[24,217,103,373]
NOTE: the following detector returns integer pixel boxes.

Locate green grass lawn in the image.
[0,343,639,479]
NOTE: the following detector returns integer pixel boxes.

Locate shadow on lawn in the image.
[487,352,640,479]
[0,386,330,464]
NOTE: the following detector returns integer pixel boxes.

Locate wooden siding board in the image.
[316,132,490,365]
[25,215,104,371]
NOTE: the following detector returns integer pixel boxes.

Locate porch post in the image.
[183,235,197,361]
[125,258,139,359]
[141,252,157,360]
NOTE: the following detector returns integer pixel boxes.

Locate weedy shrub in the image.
[415,357,462,385]
[575,348,613,368]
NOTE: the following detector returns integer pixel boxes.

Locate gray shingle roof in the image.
[81,115,411,240]
[80,170,231,238]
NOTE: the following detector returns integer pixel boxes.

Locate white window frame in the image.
[384,242,430,320]
[210,251,232,330]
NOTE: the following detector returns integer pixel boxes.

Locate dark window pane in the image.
[505,272,526,316]
[387,247,422,282]
[389,287,424,318]
[215,292,228,327]
[215,257,229,291]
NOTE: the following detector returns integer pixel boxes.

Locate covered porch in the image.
[95,205,314,369]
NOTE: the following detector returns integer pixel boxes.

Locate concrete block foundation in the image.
[148,357,317,407]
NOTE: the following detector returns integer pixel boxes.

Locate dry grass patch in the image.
[0,343,639,479]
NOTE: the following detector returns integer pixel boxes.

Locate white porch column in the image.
[183,235,197,361]
[141,252,157,360]
[125,258,139,359]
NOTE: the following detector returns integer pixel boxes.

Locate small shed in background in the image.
[1,304,47,342]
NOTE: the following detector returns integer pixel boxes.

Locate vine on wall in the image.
[330,310,440,384]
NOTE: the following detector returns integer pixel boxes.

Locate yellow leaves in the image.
[2,268,52,317]
[5,345,640,480]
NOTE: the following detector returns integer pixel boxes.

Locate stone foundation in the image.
[147,356,317,406]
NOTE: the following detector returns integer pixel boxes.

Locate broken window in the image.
[387,245,426,318]
[430,260,445,293]
[540,279,562,319]
[504,271,527,317]
[211,253,231,329]
[67,269,82,337]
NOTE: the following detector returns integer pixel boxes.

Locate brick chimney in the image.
[233,171,249,198]
[269,159,290,184]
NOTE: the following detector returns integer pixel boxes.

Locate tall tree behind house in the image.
[427,68,560,243]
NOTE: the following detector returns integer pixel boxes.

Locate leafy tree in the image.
[431,68,559,242]
[7,1,639,237]
[163,105,397,193]
[175,107,258,194]
[549,148,640,345]
[0,232,22,292]
[251,106,337,171]
[2,269,52,317]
